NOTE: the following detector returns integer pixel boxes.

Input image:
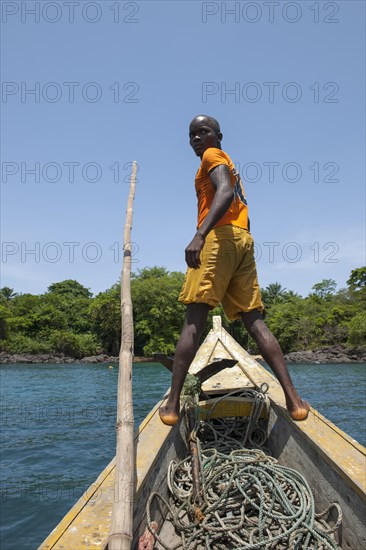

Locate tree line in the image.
[0,266,365,358]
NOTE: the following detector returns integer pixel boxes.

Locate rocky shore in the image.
[284,345,366,364]
[1,346,365,365]
[0,352,153,365]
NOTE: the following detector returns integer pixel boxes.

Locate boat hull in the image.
[38,320,366,549]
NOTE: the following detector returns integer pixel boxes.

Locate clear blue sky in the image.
[1,0,365,297]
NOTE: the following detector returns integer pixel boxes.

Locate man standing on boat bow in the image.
[159,115,309,426]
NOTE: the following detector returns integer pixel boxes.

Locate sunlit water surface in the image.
[1,361,365,549]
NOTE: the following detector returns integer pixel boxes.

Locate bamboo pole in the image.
[108,160,137,550]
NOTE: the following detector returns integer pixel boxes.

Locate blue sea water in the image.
[0,361,365,550]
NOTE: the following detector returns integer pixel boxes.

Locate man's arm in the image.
[185,164,233,269]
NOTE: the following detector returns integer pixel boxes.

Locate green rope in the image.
[147,387,342,549]
[181,373,202,399]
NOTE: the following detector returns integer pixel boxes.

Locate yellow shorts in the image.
[178,225,263,321]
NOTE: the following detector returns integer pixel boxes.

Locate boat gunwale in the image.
[37,396,171,549]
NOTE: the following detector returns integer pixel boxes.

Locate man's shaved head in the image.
[190,115,221,134]
[189,115,223,157]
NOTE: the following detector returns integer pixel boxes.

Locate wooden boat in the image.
[38,316,366,550]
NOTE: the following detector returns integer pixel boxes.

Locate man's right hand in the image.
[185,232,205,269]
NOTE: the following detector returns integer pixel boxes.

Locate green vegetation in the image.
[0,267,365,358]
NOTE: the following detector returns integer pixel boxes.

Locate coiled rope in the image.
[147,386,342,549]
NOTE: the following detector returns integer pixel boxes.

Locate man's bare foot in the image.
[159,403,180,426]
[286,399,310,421]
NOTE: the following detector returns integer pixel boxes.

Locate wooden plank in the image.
[198,397,268,420]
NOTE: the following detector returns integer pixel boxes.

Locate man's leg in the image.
[241,310,310,420]
[159,303,210,425]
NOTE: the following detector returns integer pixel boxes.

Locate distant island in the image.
[1,267,365,362]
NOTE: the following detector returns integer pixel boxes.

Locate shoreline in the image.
[1,345,365,365]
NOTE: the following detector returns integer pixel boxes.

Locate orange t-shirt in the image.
[195,147,248,230]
